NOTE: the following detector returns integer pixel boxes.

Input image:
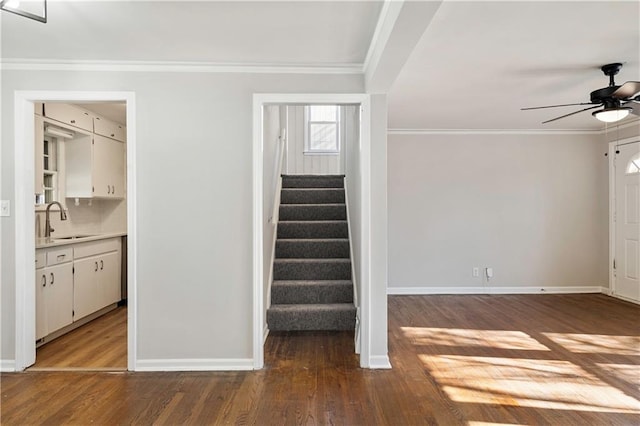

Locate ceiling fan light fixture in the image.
[592,106,632,123]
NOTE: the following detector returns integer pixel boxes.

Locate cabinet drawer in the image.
[74,238,120,259]
[44,103,94,132]
[46,247,73,266]
[94,116,126,142]
[35,250,46,269]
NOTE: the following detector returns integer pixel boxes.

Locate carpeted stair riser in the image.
[267,304,356,331]
[280,188,345,204]
[271,280,353,304]
[279,204,346,221]
[274,259,351,281]
[277,221,348,239]
[282,175,345,189]
[276,239,350,259]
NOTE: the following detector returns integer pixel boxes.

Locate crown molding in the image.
[389,119,640,136]
[0,58,364,74]
[388,128,603,136]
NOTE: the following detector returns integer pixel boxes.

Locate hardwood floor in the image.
[2,294,639,425]
[32,306,127,370]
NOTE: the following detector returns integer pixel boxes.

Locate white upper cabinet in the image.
[94,116,126,142]
[66,134,125,199]
[44,103,94,132]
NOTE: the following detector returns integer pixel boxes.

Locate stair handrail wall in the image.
[344,176,361,353]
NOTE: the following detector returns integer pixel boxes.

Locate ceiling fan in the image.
[522,63,640,124]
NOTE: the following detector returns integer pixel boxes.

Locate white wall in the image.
[285,106,344,175]
[388,132,609,292]
[1,70,362,365]
[344,105,361,309]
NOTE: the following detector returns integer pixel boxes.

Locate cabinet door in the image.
[73,256,100,320]
[35,116,44,197]
[94,116,126,142]
[44,103,93,132]
[93,135,125,198]
[99,251,121,307]
[36,269,47,340]
[45,263,74,334]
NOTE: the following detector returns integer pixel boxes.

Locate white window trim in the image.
[303,105,341,155]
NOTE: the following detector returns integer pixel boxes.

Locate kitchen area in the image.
[33,102,128,369]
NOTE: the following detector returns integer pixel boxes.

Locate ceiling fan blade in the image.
[542,105,602,124]
[624,100,640,116]
[612,81,640,99]
[521,102,596,110]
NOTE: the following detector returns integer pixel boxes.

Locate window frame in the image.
[304,105,340,155]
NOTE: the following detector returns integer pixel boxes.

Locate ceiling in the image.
[2,1,639,131]
[388,1,640,130]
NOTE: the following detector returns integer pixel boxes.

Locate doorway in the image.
[13,91,136,371]
[610,139,640,303]
[252,94,374,369]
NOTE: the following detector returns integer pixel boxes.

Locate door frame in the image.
[252,93,372,369]
[608,136,640,304]
[13,91,137,370]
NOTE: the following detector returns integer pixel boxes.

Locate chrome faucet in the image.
[45,201,67,238]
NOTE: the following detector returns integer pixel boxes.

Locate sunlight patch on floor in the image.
[468,422,526,426]
[419,355,640,414]
[401,327,548,351]
[596,363,640,388]
[542,333,640,355]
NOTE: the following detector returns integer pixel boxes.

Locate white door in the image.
[614,141,640,302]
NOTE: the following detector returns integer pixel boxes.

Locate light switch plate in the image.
[0,200,10,217]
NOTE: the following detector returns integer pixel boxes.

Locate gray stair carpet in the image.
[268,174,356,332]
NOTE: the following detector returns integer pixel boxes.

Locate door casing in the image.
[12,91,137,370]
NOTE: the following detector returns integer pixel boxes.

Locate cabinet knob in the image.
[42,274,46,287]
[100,260,104,270]
[70,120,76,124]
[50,273,54,285]
[95,262,98,272]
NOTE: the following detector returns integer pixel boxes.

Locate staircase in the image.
[267,175,356,331]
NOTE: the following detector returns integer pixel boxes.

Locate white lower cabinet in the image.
[35,238,122,342]
[73,239,121,321]
[35,248,74,340]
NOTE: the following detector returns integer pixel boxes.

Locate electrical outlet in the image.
[0,200,10,217]
[472,267,480,277]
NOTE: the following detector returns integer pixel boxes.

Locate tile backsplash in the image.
[36,199,127,238]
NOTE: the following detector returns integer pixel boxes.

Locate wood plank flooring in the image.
[2,294,639,425]
[32,306,127,370]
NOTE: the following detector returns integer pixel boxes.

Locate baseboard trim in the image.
[368,355,392,369]
[387,286,605,295]
[1,359,16,372]
[136,358,254,372]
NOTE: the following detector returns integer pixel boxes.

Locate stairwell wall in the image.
[262,105,282,330]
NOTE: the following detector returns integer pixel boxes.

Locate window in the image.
[40,136,58,204]
[626,153,640,174]
[304,105,340,154]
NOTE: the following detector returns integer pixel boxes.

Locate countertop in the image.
[36,232,128,249]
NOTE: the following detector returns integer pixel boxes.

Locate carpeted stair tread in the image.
[273,258,351,280]
[281,188,345,204]
[277,220,348,239]
[267,303,356,331]
[276,238,350,258]
[279,204,346,221]
[282,175,345,188]
[271,280,353,304]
